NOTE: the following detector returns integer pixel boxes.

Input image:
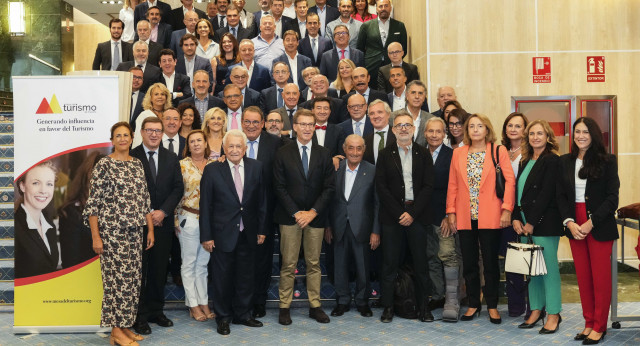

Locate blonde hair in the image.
[333,58,356,91]
[141,83,172,111]
[462,113,497,145]
[202,107,227,138]
[521,119,559,162]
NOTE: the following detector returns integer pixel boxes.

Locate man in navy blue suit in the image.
[273,30,312,90]
[200,129,267,335]
[308,0,339,37]
[338,93,373,137]
[176,34,214,87]
[169,11,199,55]
[224,39,272,91]
[319,24,364,82]
[134,0,171,28]
[298,13,333,67]
[129,67,145,130]
[161,108,186,159]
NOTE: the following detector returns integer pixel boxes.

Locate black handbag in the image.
[490,142,506,199]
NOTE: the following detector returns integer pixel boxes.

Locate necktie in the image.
[167,138,174,155]
[340,49,345,60]
[315,125,327,130]
[231,111,239,129]
[112,41,120,70]
[354,121,362,136]
[263,11,269,15]
[277,88,284,108]
[248,140,256,159]
[312,37,317,59]
[233,164,244,231]
[301,145,309,177]
[287,108,295,127]
[148,151,157,182]
[377,131,385,151]
[231,27,236,37]
[220,15,225,28]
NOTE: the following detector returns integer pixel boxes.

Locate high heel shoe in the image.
[488,309,501,324]
[189,308,207,322]
[582,330,606,345]
[460,306,481,321]
[123,330,144,341]
[109,335,139,346]
[539,314,562,334]
[518,312,544,329]
[574,333,589,341]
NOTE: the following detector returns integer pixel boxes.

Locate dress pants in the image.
[380,221,431,308]
[426,224,445,300]
[279,224,324,308]
[211,229,255,323]
[334,222,370,306]
[176,213,210,308]
[523,235,562,314]
[253,222,278,307]
[570,202,613,333]
[138,225,173,321]
[458,220,501,309]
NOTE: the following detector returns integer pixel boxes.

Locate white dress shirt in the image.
[163,72,175,97]
[575,158,587,202]
[392,85,406,110]
[242,60,255,84]
[22,204,53,254]
[297,19,307,38]
[297,139,312,163]
[315,122,327,146]
[287,53,299,86]
[344,163,360,201]
[162,133,180,157]
[373,124,390,163]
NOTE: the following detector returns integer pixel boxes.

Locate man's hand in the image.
[202,240,215,252]
[295,210,317,228]
[257,235,266,244]
[332,155,345,171]
[398,212,414,226]
[370,233,380,250]
[324,227,333,244]
[151,210,165,226]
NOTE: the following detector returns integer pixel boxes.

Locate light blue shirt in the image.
[336,46,350,60]
[194,94,208,122]
[431,143,443,163]
[252,35,286,71]
[344,163,359,201]
[247,134,261,159]
[316,5,327,35]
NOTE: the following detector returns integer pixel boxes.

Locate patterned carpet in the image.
[3,302,640,345]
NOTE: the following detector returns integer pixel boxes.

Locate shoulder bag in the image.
[490,142,506,199]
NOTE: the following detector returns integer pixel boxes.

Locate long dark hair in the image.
[501,112,529,149]
[446,108,469,145]
[570,117,608,180]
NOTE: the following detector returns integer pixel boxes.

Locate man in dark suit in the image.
[356,0,407,89]
[168,0,207,31]
[299,75,343,123]
[298,13,333,67]
[273,109,335,325]
[224,39,272,91]
[337,67,387,121]
[327,134,379,318]
[338,93,373,137]
[116,41,161,94]
[214,5,256,42]
[260,61,290,114]
[134,20,162,66]
[161,108,186,159]
[176,34,214,86]
[144,6,173,49]
[93,19,133,71]
[218,65,263,109]
[131,117,184,335]
[310,96,345,159]
[200,129,267,335]
[211,0,229,31]
[179,70,227,121]
[158,49,192,107]
[377,42,420,93]
[432,86,457,119]
[238,106,288,318]
[269,0,293,38]
[234,0,256,35]
[363,99,395,165]
[254,0,272,29]
[386,66,407,111]
[423,116,457,318]
[206,1,218,24]
[169,11,200,55]
[376,110,434,324]
[308,0,339,37]
[134,0,171,28]
[319,24,364,82]
[283,0,310,39]
[129,67,145,130]
[274,30,312,90]
[272,83,299,135]
[325,0,361,50]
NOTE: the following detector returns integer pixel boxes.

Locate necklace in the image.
[509,145,521,153]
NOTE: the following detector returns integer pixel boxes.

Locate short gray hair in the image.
[425,116,446,130]
[133,40,149,51]
[231,65,249,76]
[137,20,151,30]
[368,99,391,115]
[222,129,248,146]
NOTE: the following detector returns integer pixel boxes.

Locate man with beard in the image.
[116,40,161,93]
[93,19,133,71]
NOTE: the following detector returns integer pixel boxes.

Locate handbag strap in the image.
[490,142,501,171]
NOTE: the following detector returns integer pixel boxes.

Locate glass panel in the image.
[581,100,613,154]
[516,101,571,155]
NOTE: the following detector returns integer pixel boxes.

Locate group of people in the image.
[13,0,617,345]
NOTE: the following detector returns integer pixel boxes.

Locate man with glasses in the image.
[170,10,200,54]
[260,61,291,114]
[266,111,289,137]
[325,0,361,50]
[273,109,335,326]
[219,65,262,108]
[319,24,364,82]
[223,84,245,130]
[377,42,420,94]
[129,67,145,130]
[376,110,434,324]
[338,93,373,137]
[168,0,206,31]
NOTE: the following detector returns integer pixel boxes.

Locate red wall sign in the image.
[587,56,605,82]
[532,57,551,83]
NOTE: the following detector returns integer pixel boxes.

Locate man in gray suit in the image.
[391,80,432,147]
[326,134,380,318]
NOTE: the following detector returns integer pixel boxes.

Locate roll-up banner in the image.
[12,76,119,333]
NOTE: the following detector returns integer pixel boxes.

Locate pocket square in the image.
[393,32,400,35]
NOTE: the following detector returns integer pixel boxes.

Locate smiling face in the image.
[147,8,161,25]
[312,100,331,124]
[224,134,247,164]
[182,108,195,128]
[192,71,211,97]
[344,135,365,167]
[283,33,299,54]
[131,69,143,91]
[242,110,264,141]
[184,11,199,32]
[406,84,426,109]
[389,67,406,90]
[20,165,56,214]
[392,114,414,143]
[260,16,275,38]
[574,122,592,151]
[294,113,315,143]
[368,102,389,130]
[528,123,548,152]
[141,121,163,150]
[283,84,300,108]
[306,15,320,36]
[310,75,329,95]
[230,69,249,89]
[425,120,446,149]
[352,67,370,93]
[506,115,525,142]
[437,86,456,109]
[443,104,457,121]
[448,115,463,139]
[333,26,350,48]
[266,112,284,135]
[224,86,243,111]
[347,94,366,121]
[376,0,392,20]
[197,20,211,39]
[111,125,133,153]
[227,8,240,27]
[207,111,226,133]
[110,21,123,40]
[162,109,181,137]
[133,43,149,65]
[151,87,167,109]
[338,60,353,78]
[339,0,353,18]
[295,0,308,19]
[238,41,254,60]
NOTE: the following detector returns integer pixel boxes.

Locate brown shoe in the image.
[279,308,292,325]
[309,307,330,323]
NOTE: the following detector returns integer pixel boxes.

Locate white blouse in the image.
[119,7,135,42]
[575,158,587,202]
[196,40,221,61]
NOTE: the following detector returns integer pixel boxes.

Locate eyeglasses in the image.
[243,120,262,126]
[348,104,366,110]
[273,70,288,75]
[296,122,315,128]
[231,75,248,79]
[388,50,403,55]
[143,128,163,135]
[225,94,242,99]
[448,121,462,128]
[132,75,143,80]
[394,123,414,130]
[267,119,282,124]
[334,32,349,37]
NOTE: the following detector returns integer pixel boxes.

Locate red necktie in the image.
[340,49,345,60]
[315,125,327,130]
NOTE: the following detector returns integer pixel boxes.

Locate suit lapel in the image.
[337,165,347,202]
[372,20,383,47]
[479,143,493,189]
[522,157,542,196]
[348,164,367,202]
[391,147,402,177]
[458,145,470,189]
[220,162,241,203]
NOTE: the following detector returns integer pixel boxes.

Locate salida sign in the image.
[587,56,605,82]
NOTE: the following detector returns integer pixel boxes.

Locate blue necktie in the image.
[301,145,309,177]
[248,140,256,159]
[277,88,284,108]
[231,27,236,37]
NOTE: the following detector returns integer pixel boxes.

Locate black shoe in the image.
[217,321,230,335]
[252,304,266,318]
[371,300,382,308]
[232,318,263,327]
[380,307,394,323]
[574,333,589,341]
[357,305,373,317]
[330,304,350,316]
[132,321,151,335]
[539,315,562,334]
[460,307,481,321]
[427,298,445,311]
[278,308,292,325]
[420,308,434,322]
[149,314,173,327]
[309,307,330,323]
[518,312,544,329]
[582,330,606,345]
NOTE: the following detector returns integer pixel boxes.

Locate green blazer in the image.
[356,18,408,88]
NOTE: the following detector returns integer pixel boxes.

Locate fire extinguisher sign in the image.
[587,56,605,82]
[532,57,551,83]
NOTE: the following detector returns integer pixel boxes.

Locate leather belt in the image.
[182,206,200,215]
[404,200,414,206]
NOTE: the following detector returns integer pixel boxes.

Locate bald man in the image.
[377,42,420,93]
[431,86,457,119]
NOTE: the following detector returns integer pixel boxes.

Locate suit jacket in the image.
[283,17,308,39]
[376,142,434,225]
[556,153,619,241]
[308,5,340,36]
[130,90,145,130]
[377,62,420,93]
[260,85,284,114]
[273,106,295,132]
[356,18,408,89]
[163,135,186,160]
[430,144,453,223]
[225,61,272,91]
[239,9,256,35]
[116,61,161,94]
[154,23,173,49]
[298,35,333,67]
[130,145,184,232]
[363,128,396,165]
[273,141,336,227]
[199,159,266,252]
[133,0,171,27]
[168,6,206,32]
[432,109,444,120]
[330,159,380,243]
[214,25,256,44]
[387,89,429,113]
[338,116,374,137]
[176,54,214,85]
[170,28,190,55]
[178,95,227,113]
[338,89,388,122]
[299,96,343,124]
[143,41,163,67]
[300,87,339,102]
[217,87,263,109]
[446,143,516,230]
[253,132,287,231]
[319,47,364,82]
[512,154,563,237]
[273,53,313,90]
[92,40,134,70]
[312,123,345,157]
[159,72,192,106]
[14,206,59,279]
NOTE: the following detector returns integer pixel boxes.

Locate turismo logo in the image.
[36,94,63,114]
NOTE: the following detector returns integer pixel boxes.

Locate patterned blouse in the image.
[466,151,485,221]
[83,156,151,229]
[175,157,215,223]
